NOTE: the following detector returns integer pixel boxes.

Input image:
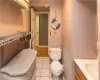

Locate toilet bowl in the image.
[51,61,63,80]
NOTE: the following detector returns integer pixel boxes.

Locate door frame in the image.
[36,14,39,46]
[30,8,36,49]
[36,12,49,47]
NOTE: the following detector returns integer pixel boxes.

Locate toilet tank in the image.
[49,48,62,61]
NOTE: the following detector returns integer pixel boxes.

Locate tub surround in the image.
[74,59,98,80]
[0,32,31,46]
[0,32,31,68]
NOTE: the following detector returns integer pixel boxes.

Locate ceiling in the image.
[31,6,50,12]
[77,0,97,2]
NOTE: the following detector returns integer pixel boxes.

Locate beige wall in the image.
[62,0,74,79]
[22,9,30,32]
[0,0,30,36]
[71,1,97,59]
[30,0,62,47]
[62,0,97,80]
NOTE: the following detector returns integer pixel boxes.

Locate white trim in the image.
[39,46,48,47]
[36,14,39,46]
[36,12,49,14]
[63,76,65,80]
[31,8,37,49]
[31,69,36,80]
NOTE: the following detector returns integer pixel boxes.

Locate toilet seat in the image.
[51,61,63,72]
[51,61,63,76]
[51,68,63,73]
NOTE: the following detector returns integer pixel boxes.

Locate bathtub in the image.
[0,49,37,80]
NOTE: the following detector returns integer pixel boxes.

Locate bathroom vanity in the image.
[74,59,98,80]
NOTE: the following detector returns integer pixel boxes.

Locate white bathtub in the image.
[0,49,37,80]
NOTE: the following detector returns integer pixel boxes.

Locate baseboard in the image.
[63,76,65,80]
[38,46,48,47]
[31,69,36,80]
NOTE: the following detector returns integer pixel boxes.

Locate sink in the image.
[85,63,98,80]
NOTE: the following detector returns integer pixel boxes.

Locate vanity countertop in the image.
[74,59,98,80]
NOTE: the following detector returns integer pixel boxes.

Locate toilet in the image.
[49,48,63,80]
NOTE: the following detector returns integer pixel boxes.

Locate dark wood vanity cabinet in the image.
[75,72,80,80]
[75,63,87,80]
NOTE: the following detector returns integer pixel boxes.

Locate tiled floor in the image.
[35,57,52,80]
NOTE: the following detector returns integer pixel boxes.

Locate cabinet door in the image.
[75,73,80,80]
[75,63,87,80]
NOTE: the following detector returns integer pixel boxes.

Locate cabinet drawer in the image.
[75,63,87,80]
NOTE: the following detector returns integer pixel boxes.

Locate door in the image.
[31,8,36,49]
[39,14,48,46]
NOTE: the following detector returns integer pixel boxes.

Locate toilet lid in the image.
[51,61,63,71]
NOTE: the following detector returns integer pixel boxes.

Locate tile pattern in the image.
[35,57,52,80]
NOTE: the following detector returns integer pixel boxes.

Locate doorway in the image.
[36,13,48,47]
[31,8,49,57]
[36,13,49,56]
[31,6,50,57]
[36,13,49,57]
